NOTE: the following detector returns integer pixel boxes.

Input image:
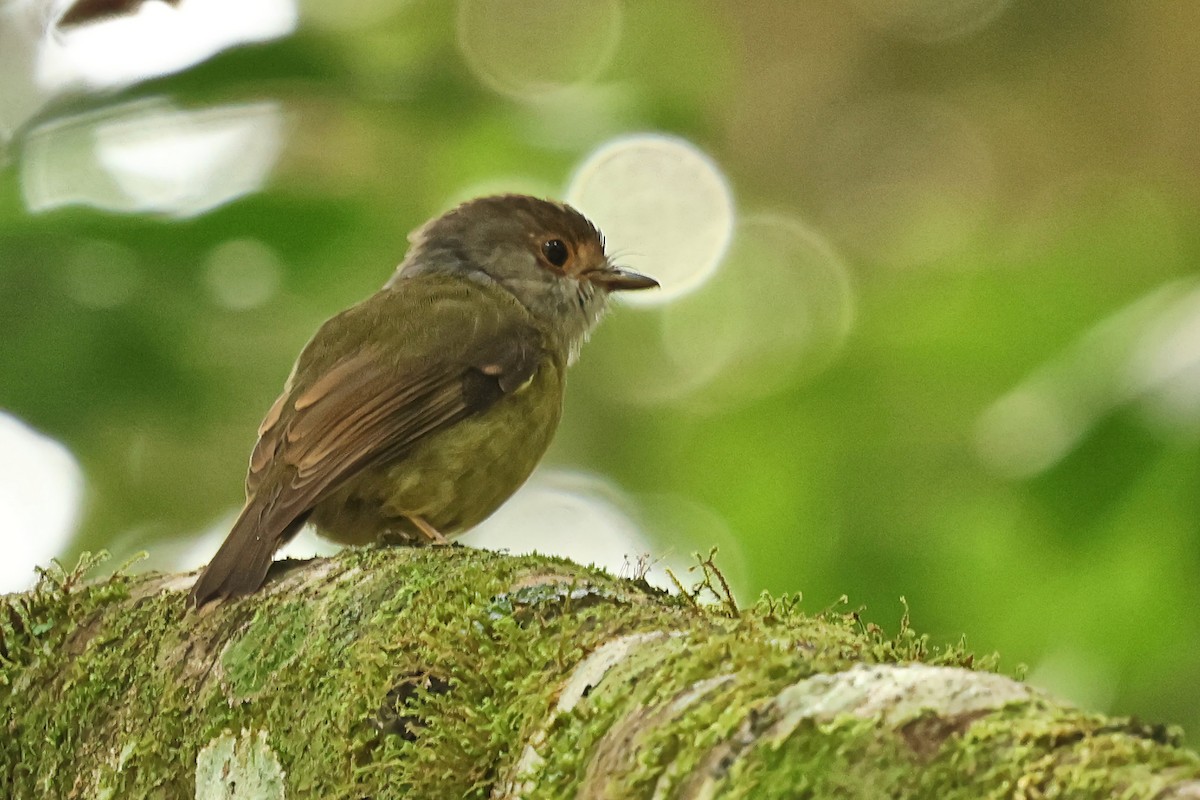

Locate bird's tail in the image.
[189,499,309,607]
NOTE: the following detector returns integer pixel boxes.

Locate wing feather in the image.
[190,278,547,606]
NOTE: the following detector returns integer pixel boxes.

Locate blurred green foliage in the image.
[4,0,1200,741]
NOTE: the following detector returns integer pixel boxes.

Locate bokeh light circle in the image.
[205,238,283,310]
[458,470,649,572]
[22,99,285,218]
[850,0,1013,42]
[567,133,735,307]
[456,0,623,100]
[581,213,854,410]
[663,213,856,409]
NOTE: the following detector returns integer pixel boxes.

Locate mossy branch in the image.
[2,547,1198,799]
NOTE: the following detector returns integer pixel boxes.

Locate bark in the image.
[1,547,1198,799]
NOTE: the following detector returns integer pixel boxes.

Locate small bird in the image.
[189,195,657,606]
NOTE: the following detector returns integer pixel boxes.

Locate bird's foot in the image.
[409,514,449,546]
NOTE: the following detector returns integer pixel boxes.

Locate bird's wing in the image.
[190,279,546,606]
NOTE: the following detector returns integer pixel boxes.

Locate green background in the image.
[3,1,1200,739]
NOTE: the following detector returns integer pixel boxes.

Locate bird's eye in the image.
[542,239,569,268]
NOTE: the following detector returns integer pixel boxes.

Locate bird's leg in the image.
[409,514,449,546]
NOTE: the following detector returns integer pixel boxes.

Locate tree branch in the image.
[1,547,1198,798]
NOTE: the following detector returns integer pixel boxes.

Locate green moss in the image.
[1,546,1196,798]
[696,693,1200,799]
[1,563,193,796]
[221,601,313,699]
[0,552,127,681]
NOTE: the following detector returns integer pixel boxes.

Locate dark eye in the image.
[542,239,569,268]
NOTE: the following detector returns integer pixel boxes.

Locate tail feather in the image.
[189,501,309,607]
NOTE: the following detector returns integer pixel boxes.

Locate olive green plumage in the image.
[305,278,566,546]
[190,195,656,606]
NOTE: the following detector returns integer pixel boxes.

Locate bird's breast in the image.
[311,355,565,545]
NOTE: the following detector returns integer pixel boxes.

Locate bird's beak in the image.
[585,266,660,292]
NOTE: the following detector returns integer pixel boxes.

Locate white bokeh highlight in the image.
[456,0,623,100]
[976,279,1200,478]
[21,98,285,217]
[1,0,294,146]
[39,0,296,92]
[174,470,686,590]
[0,413,84,592]
[173,509,341,576]
[459,469,655,576]
[0,0,47,149]
[568,134,735,306]
[1125,285,1200,431]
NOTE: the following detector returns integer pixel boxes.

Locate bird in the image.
[189,194,658,606]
